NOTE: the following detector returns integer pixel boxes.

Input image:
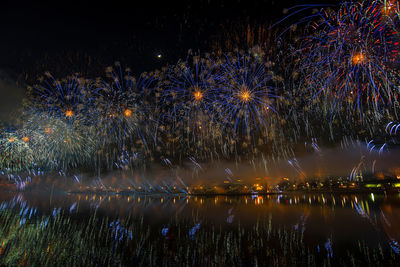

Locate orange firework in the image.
[239,88,252,102]
[124,109,132,117]
[65,110,74,117]
[193,91,203,101]
[352,52,366,65]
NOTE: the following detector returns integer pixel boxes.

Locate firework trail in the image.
[216,52,277,137]
[300,0,400,119]
[93,62,159,169]
[27,72,98,124]
[0,129,35,173]
[158,55,222,160]
[0,0,398,185]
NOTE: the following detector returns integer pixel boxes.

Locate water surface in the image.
[0,191,399,266]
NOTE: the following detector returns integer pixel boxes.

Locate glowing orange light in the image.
[45,128,52,134]
[124,109,132,117]
[8,138,15,142]
[397,175,400,180]
[382,2,394,15]
[384,5,392,12]
[193,91,203,101]
[65,110,74,117]
[256,196,263,204]
[22,136,29,142]
[240,90,251,102]
[352,52,366,65]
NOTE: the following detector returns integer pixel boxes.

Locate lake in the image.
[0,191,399,266]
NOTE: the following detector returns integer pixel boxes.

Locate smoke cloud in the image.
[0,72,25,125]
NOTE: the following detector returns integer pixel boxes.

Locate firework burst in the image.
[301,0,400,117]
[216,52,277,138]
[26,72,98,124]
[159,55,224,158]
[22,113,96,170]
[0,130,35,173]
[94,62,158,167]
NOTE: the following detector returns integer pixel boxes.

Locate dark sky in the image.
[0,0,336,76]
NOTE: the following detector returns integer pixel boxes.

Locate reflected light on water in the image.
[0,192,399,265]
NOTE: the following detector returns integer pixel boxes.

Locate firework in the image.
[162,56,219,127]
[216,53,277,136]
[23,113,96,170]
[159,55,223,159]
[2,0,398,178]
[0,130,35,173]
[300,0,400,117]
[93,62,158,168]
[27,72,98,124]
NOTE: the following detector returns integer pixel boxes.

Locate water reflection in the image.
[0,192,399,266]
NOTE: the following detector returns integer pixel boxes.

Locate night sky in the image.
[0,0,337,77]
[0,0,337,124]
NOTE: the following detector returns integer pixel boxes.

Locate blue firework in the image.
[94,63,158,155]
[300,0,400,116]
[161,56,221,133]
[27,72,98,124]
[216,53,277,137]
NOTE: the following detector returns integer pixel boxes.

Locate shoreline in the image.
[1,186,399,196]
